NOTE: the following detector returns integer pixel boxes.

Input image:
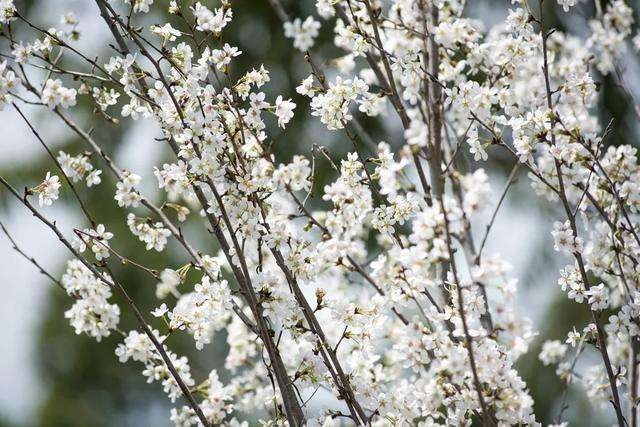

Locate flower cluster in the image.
[41,78,77,109]
[127,213,171,252]
[57,151,102,187]
[166,274,232,350]
[193,2,232,34]
[115,329,195,403]
[284,16,321,51]
[0,0,15,25]
[61,259,120,341]
[32,172,61,206]
[72,224,114,261]
[302,75,372,129]
[114,172,141,207]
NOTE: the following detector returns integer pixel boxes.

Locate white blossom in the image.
[274,95,296,128]
[41,79,76,109]
[539,340,568,366]
[61,260,119,341]
[284,16,321,52]
[34,172,61,206]
[192,2,232,34]
[557,0,577,12]
[123,0,153,14]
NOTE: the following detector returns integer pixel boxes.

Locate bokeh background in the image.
[0,0,639,425]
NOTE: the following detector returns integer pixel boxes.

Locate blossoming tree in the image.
[0,0,639,425]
